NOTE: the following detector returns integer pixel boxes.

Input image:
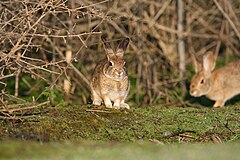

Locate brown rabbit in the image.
[190,51,240,107]
[90,36,130,109]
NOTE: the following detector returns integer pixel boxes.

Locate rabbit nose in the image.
[118,72,124,77]
[116,70,124,76]
[190,90,197,96]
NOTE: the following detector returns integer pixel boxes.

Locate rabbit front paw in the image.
[93,99,101,106]
[113,100,121,109]
[213,100,225,108]
[103,97,113,109]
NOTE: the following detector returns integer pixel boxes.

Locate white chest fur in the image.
[106,90,126,101]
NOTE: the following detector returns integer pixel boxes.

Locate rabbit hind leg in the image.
[120,102,130,109]
[91,90,102,106]
[113,99,129,109]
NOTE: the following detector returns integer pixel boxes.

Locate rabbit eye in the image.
[109,61,114,66]
[200,79,204,84]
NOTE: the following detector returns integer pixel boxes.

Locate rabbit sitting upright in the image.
[90,36,130,109]
[190,51,240,108]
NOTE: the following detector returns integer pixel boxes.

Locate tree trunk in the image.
[177,0,186,91]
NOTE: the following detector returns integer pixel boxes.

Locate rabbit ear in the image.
[101,36,114,58]
[116,38,130,57]
[203,51,216,75]
[191,53,201,73]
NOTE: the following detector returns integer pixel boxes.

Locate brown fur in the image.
[190,51,240,107]
[90,37,130,109]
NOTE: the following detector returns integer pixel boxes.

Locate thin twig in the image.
[0,100,50,113]
[86,109,112,113]
[213,0,240,41]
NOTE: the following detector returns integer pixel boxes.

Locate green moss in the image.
[1,104,239,143]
